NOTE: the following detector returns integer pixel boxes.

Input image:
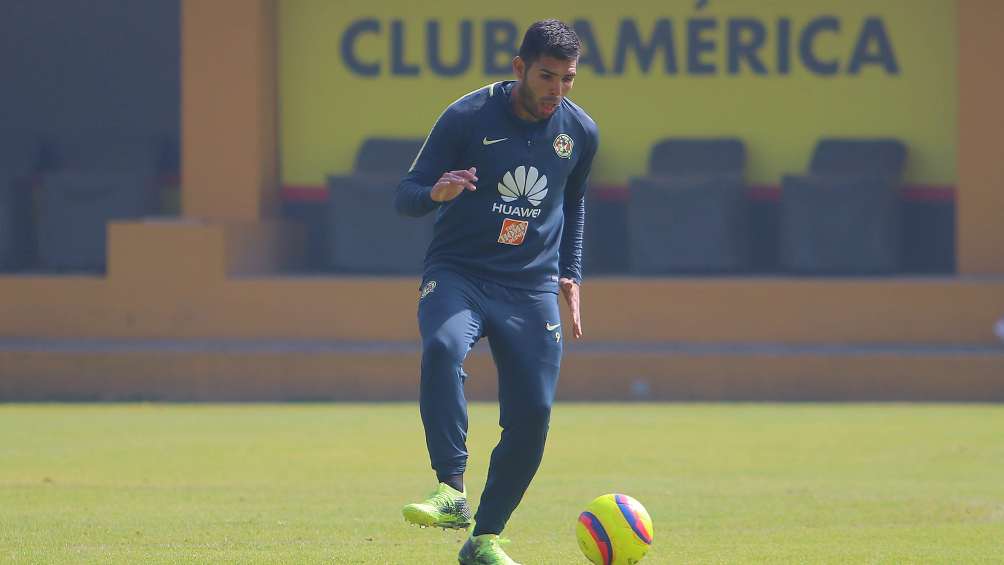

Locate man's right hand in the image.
[430,167,478,202]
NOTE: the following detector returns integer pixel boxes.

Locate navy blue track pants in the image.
[417,268,562,535]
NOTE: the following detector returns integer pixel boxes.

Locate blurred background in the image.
[1,0,1002,401]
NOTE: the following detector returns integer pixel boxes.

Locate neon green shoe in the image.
[402,483,472,530]
[457,534,522,565]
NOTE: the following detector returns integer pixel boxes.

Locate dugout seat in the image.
[324,137,431,274]
[627,138,750,273]
[35,133,166,271]
[779,138,906,274]
[583,187,629,274]
[353,138,425,175]
[0,133,44,271]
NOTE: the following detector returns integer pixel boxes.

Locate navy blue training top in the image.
[395,80,599,293]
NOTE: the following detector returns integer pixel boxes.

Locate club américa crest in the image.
[419,280,437,300]
[553,134,573,159]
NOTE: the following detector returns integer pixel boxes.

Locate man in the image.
[395,19,598,565]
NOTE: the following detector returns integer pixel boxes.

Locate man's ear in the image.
[512,56,525,79]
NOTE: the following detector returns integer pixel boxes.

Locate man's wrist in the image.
[424,185,440,204]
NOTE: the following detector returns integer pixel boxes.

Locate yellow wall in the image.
[280,0,957,187]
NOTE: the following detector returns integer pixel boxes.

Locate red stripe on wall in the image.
[748,185,778,201]
[591,184,630,201]
[901,186,956,202]
[282,184,328,202]
[739,185,956,203]
[282,184,957,203]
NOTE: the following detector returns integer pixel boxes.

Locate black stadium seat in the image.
[808,139,906,176]
[354,138,427,175]
[35,134,164,271]
[780,138,906,274]
[37,172,158,271]
[325,138,431,274]
[627,138,750,273]
[648,138,745,176]
[0,134,43,271]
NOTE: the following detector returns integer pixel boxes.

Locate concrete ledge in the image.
[1,276,1004,344]
[2,339,1002,402]
[108,219,304,284]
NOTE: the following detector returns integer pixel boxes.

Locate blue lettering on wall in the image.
[777,18,791,75]
[341,18,380,76]
[614,19,677,75]
[338,16,904,78]
[800,16,840,76]
[687,19,716,75]
[391,20,419,76]
[483,20,518,75]
[728,18,767,75]
[849,17,899,74]
[427,20,471,76]
[573,20,607,75]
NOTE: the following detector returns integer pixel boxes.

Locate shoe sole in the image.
[402,506,470,530]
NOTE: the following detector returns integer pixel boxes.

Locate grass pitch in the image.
[1,403,1003,564]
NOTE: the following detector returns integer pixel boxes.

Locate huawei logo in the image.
[498,165,548,207]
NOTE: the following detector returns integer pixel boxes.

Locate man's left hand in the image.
[559,278,583,339]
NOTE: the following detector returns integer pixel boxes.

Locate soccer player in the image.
[395,19,598,565]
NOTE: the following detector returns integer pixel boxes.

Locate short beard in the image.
[517,72,543,121]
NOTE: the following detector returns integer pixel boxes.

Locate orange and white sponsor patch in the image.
[497,218,528,245]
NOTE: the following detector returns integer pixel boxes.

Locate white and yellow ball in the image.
[576,493,654,565]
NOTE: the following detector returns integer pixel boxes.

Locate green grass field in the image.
[2,403,1003,564]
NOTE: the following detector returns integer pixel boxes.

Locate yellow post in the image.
[107,0,300,285]
[181,0,278,221]
[957,0,1004,274]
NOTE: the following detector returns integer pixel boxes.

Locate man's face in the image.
[513,55,577,121]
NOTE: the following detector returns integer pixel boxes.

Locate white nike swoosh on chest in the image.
[482,137,508,145]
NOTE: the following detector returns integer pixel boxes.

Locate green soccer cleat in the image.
[402,482,472,530]
[457,534,522,565]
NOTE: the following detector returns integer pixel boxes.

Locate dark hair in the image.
[517,19,580,67]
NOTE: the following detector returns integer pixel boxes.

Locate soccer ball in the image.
[576,493,654,564]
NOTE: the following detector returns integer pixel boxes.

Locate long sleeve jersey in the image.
[395,80,599,293]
